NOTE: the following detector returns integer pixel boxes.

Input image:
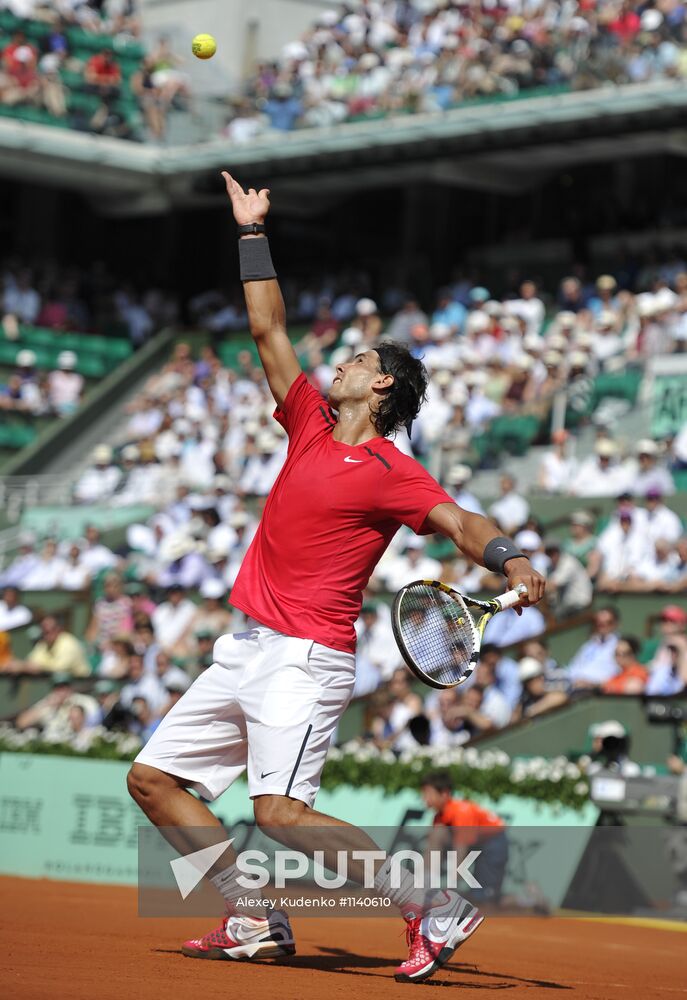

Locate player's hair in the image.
[373,342,429,438]
[421,770,454,794]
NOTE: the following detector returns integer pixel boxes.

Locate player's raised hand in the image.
[221,172,270,225]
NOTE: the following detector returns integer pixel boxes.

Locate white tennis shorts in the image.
[135,620,356,807]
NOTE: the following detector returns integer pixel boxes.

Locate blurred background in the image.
[0,0,686,913]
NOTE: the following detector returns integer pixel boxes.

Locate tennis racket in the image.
[391,580,528,689]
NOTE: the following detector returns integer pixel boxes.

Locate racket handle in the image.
[494,583,528,611]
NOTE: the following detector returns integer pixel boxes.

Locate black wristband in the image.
[238,236,277,282]
[237,223,266,237]
[483,536,527,574]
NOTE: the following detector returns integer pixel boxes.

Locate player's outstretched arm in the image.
[222,172,301,406]
[425,502,546,605]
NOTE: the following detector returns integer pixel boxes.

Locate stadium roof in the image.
[2,80,687,215]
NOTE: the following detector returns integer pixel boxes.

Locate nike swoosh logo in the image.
[261,770,279,779]
[344,457,363,463]
[496,546,507,552]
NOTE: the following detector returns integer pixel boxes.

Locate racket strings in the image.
[397,585,478,687]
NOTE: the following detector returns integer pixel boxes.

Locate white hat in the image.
[546,333,568,352]
[92,444,113,464]
[448,385,469,407]
[355,297,377,316]
[636,438,658,456]
[433,369,452,387]
[574,332,594,349]
[256,431,278,454]
[404,535,426,550]
[462,370,487,387]
[341,327,363,346]
[597,310,617,329]
[429,322,452,341]
[57,350,77,370]
[653,287,678,312]
[591,720,626,740]
[446,464,472,485]
[173,418,192,435]
[229,511,251,529]
[641,8,663,29]
[512,354,534,371]
[557,311,577,328]
[569,351,589,368]
[518,657,543,682]
[514,529,541,551]
[595,439,618,457]
[543,350,563,367]
[358,52,380,70]
[466,311,489,334]
[636,293,657,318]
[200,578,226,600]
[16,349,36,367]
[523,334,544,352]
[162,535,197,561]
[483,300,502,317]
[121,444,140,461]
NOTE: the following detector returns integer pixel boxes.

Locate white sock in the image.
[374,859,424,917]
[210,864,253,913]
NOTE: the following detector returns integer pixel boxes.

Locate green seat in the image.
[487,414,541,457]
[672,469,687,492]
[76,356,106,379]
[0,424,37,449]
[591,369,643,408]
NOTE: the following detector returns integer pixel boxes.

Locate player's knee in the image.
[253,794,306,830]
[127,762,166,809]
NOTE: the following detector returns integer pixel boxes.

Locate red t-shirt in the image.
[434,798,505,847]
[230,373,453,652]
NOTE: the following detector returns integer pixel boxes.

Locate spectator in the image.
[512,657,568,721]
[567,606,621,688]
[488,474,529,534]
[60,542,92,591]
[48,351,83,415]
[570,440,631,497]
[0,34,40,109]
[544,539,593,617]
[443,464,484,516]
[584,720,641,777]
[14,672,97,741]
[176,578,232,654]
[5,615,90,677]
[0,533,40,588]
[377,536,442,592]
[643,489,683,545]
[83,47,124,134]
[602,637,648,695]
[86,573,132,649]
[78,525,118,575]
[0,586,31,631]
[20,537,67,590]
[151,583,197,652]
[631,440,676,497]
[354,600,396,694]
[472,651,512,729]
[537,430,578,495]
[589,502,653,590]
[74,444,123,503]
[2,268,40,323]
[645,607,687,696]
[431,685,497,744]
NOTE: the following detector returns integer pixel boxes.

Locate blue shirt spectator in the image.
[566,608,620,687]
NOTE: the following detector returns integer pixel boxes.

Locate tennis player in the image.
[127,174,545,984]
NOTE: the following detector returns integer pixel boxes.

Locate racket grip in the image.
[495,583,528,611]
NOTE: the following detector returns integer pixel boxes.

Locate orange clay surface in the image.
[2,876,685,999]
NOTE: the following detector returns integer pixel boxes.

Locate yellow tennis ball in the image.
[192,33,217,59]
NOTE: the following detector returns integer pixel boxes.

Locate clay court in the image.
[2,876,684,999]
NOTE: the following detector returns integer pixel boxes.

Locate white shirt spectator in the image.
[595,518,653,581]
[0,597,31,631]
[152,597,197,651]
[21,554,68,591]
[569,456,633,497]
[633,466,676,497]
[538,450,578,494]
[567,634,619,685]
[644,502,683,545]
[74,465,123,504]
[48,370,84,413]
[481,685,512,729]
[79,542,117,575]
[483,606,546,647]
[489,490,529,534]
[379,549,442,593]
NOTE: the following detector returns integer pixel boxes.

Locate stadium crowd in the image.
[0,266,685,754]
[223,0,687,139]
[0,2,190,140]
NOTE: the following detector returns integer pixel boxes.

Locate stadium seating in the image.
[0,10,144,137]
